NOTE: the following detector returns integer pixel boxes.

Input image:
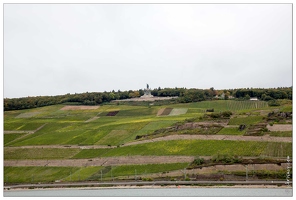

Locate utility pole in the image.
[180,168,186,180]
[111,167,112,181]
[135,169,137,181]
[245,165,248,181]
[101,170,102,182]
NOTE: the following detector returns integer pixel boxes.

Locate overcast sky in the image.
[4,4,292,98]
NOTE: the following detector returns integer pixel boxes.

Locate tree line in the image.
[4,87,292,111]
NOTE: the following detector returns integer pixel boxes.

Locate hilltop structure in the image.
[141,84,154,99]
[113,84,178,102]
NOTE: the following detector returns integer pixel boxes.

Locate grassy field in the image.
[4,133,27,145]
[100,140,292,157]
[4,166,79,183]
[4,140,292,160]
[4,148,80,160]
[228,116,264,125]
[3,99,292,183]
[4,100,272,147]
[4,163,189,183]
[217,127,245,135]
[103,163,189,179]
[268,131,292,137]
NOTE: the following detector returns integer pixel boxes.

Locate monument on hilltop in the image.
[112,84,178,102]
[141,84,154,98]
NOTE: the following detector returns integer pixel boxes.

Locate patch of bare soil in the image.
[157,108,166,116]
[267,124,292,132]
[15,112,41,118]
[178,121,228,129]
[60,106,100,110]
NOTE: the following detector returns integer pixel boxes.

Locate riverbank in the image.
[5,184,292,191]
[4,185,293,197]
[4,180,292,191]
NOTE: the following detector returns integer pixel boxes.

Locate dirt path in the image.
[4,134,291,151]
[123,134,292,146]
[4,124,47,134]
[5,145,116,149]
[4,156,195,167]
[3,156,290,171]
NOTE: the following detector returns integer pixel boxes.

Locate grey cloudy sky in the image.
[4,4,292,98]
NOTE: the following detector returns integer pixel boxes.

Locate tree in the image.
[224,91,230,100]
[109,92,115,100]
[128,91,140,98]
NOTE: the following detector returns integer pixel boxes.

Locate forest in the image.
[4,87,292,111]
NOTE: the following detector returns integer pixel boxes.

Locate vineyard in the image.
[4,99,292,184]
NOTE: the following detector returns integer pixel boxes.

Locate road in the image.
[4,180,291,190]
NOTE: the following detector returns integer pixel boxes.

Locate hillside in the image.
[4,99,292,184]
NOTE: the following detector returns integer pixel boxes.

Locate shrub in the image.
[142,177,153,181]
[212,154,242,164]
[221,111,232,118]
[268,100,280,106]
[192,156,205,166]
[210,113,221,118]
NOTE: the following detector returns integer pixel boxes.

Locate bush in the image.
[268,100,280,106]
[205,111,232,119]
[209,113,221,118]
[192,156,205,165]
[221,111,232,118]
[142,177,153,181]
[212,154,242,164]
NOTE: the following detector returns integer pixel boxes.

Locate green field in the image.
[5,140,292,160]
[268,131,292,137]
[4,100,272,147]
[4,148,80,160]
[4,163,189,183]
[4,99,292,184]
[4,166,79,183]
[104,163,189,179]
[217,127,245,135]
[228,116,264,125]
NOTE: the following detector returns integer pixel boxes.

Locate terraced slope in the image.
[4,100,292,184]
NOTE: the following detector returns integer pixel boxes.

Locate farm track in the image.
[4,134,292,151]
[4,156,196,167]
[4,123,47,134]
[4,155,288,168]
[4,134,292,150]
[123,134,292,146]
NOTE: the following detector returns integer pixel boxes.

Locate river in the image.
[4,187,293,197]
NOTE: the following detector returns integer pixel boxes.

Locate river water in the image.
[4,187,293,197]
